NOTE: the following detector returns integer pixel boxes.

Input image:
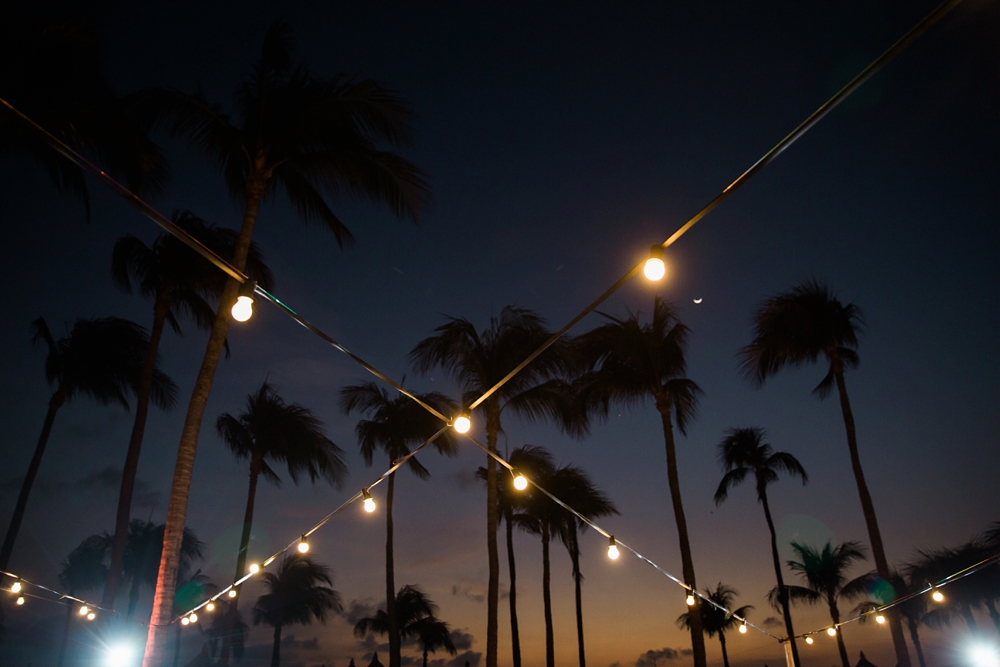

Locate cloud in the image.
[63,466,162,509]
[635,648,692,666]
[343,598,382,624]
[427,650,482,667]
[451,583,485,604]
[281,634,320,651]
[762,616,784,629]
[447,468,479,492]
[449,628,475,651]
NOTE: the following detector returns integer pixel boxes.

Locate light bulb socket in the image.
[237,279,258,298]
[297,534,310,553]
[648,245,664,261]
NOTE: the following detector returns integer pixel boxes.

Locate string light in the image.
[181,617,190,626]
[228,590,237,599]
[739,621,748,634]
[827,627,837,636]
[297,535,310,553]
[452,413,471,434]
[231,281,257,322]
[248,563,260,574]
[206,602,215,612]
[87,612,96,621]
[607,536,620,560]
[875,613,886,624]
[643,245,666,281]
[512,469,528,491]
[686,593,696,606]
[362,488,377,513]
[11,580,22,594]
[805,636,814,645]
[16,595,25,605]
[188,613,198,624]
[931,586,945,603]
[79,605,89,616]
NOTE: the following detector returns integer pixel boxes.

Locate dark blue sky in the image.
[1,2,998,666]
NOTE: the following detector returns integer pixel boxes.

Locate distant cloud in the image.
[281,634,320,651]
[762,616,784,629]
[635,647,692,666]
[451,583,485,603]
[447,468,479,492]
[449,628,475,651]
[343,598,381,624]
[65,466,161,509]
[427,650,482,667]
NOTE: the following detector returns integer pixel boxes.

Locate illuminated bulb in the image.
[932,589,944,603]
[827,627,837,637]
[16,595,25,606]
[79,605,89,616]
[512,471,528,491]
[297,535,310,554]
[206,602,215,612]
[738,622,747,634]
[607,536,620,560]
[875,614,886,624]
[644,245,666,281]
[362,489,376,513]
[228,590,237,599]
[188,613,198,624]
[87,612,96,621]
[805,636,814,645]
[452,414,471,434]
[11,581,22,594]
[686,594,696,606]
[249,563,260,574]
[232,295,254,322]
[181,617,190,626]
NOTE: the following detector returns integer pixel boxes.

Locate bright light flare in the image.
[231,296,254,322]
[106,645,133,667]
[452,414,471,434]
[969,643,1000,667]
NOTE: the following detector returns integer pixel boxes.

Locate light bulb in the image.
[181,617,190,626]
[513,472,528,491]
[932,589,944,603]
[607,536,620,560]
[805,636,814,645]
[644,245,666,281]
[11,581,22,594]
[363,489,376,513]
[206,602,216,612]
[249,563,260,574]
[231,295,254,322]
[79,605,89,616]
[228,590,237,599]
[452,414,471,434]
[16,595,25,606]
[875,614,886,624]
[188,613,198,623]
[827,627,837,636]
[87,612,96,621]
[686,594,696,606]
[738,623,747,634]
[297,535,310,553]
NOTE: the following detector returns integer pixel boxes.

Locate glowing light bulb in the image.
[686,594,696,606]
[87,612,96,621]
[11,581,22,594]
[452,414,471,434]
[188,613,198,624]
[79,605,89,616]
[827,627,837,636]
[181,617,190,626]
[206,602,216,612]
[875,614,886,624]
[249,563,260,574]
[228,590,237,599]
[297,535,310,553]
[363,489,376,513]
[231,296,254,322]
[16,595,25,606]
[512,472,528,491]
[805,636,814,645]
[932,589,944,603]
[644,245,666,281]
[739,623,747,634]
[607,536,620,560]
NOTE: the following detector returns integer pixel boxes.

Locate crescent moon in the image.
[693,298,703,304]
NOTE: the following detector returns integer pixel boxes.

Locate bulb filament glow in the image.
[452,414,471,434]
[249,563,260,574]
[512,470,528,491]
[827,627,837,636]
[362,488,376,513]
[738,622,747,634]
[805,636,814,645]
[297,535,310,553]
[607,536,620,560]
[644,245,666,281]
[11,581,22,594]
[686,593,696,606]
[232,295,254,322]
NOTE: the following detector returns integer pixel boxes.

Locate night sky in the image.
[1,2,998,667]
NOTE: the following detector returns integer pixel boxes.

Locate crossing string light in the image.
[3,570,113,619]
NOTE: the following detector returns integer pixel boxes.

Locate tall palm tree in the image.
[0,14,164,219]
[677,583,753,667]
[476,445,555,667]
[340,383,458,667]
[555,467,618,667]
[57,536,109,667]
[410,306,584,667]
[771,541,873,667]
[713,427,807,666]
[0,317,176,575]
[354,584,455,667]
[216,381,346,663]
[575,296,706,667]
[131,20,430,663]
[253,555,342,667]
[739,279,911,667]
[103,211,274,610]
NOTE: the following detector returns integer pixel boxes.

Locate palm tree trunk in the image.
[220,450,264,665]
[56,592,74,667]
[485,404,500,667]
[386,471,401,667]
[271,623,283,667]
[570,529,586,667]
[833,368,910,667]
[506,514,521,667]
[907,619,927,667]
[423,648,429,667]
[654,395,706,667]
[759,490,800,667]
[0,388,66,572]
[103,290,171,610]
[141,172,268,667]
[827,598,849,667]
[718,633,730,667]
[541,522,555,667]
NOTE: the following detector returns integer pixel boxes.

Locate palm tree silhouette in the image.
[354,585,456,667]
[0,317,177,575]
[770,541,873,667]
[714,426,807,666]
[575,296,706,667]
[739,279,911,667]
[216,381,346,662]
[0,15,164,218]
[410,306,584,667]
[852,571,929,667]
[340,382,458,667]
[676,583,753,667]
[102,211,274,610]
[253,555,342,667]
[130,19,430,660]
[57,535,109,667]
[906,539,998,635]
[171,568,215,667]
[476,445,555,667]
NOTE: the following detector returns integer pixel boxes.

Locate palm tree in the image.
[739,279,911,667]
[171,569,215,667]
[575,296,706,667]
[216,381,346,663]
[476,445,556,667]
[340,383,458,667]
[131,19,430,662]
[0,317,177,575]
[0,14,164,218]
[253,555,342,667]
[906,541,996,635]
[114,520,204,622]
[410,306,584,667]
[102,210,274,610]
[771,541,873,667]
[853,571,929,667]
[713,427,807,666]
[57,536,109,667]
[677,583,753,667]
[354,585,455,667]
